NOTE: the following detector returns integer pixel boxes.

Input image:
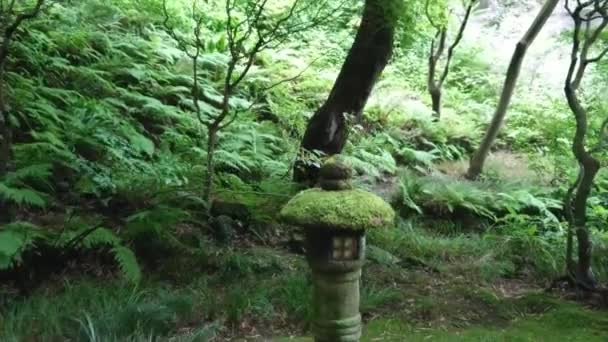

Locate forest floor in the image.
[3,153,606,341]
[278,278,608,341]
[4,215,607,341]
[283,302,608,341]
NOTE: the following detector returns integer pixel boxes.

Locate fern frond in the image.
[0,183,47,207]
[79,227,122,249]
[111,246,141,284]
[4,164,52,184]
[0,222,48,269]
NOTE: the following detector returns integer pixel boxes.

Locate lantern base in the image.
[310,261,363,342]
[312,315,361,342]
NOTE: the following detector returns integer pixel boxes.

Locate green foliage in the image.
[0,281,207,341]
[364,300,608,341]
[361,283,401,313]
[111,246,142,285]
[281,188,395,230]
[275,273,313,322]
[3,0,608,338]
[397,171,561,226]
[0,165,50,207]
[0,220,141,284]
[0,222,47,269]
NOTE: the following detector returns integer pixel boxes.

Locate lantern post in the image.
[280,157,395,342]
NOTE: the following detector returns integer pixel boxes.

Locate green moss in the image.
[361,300,608,341]
[319,156,353,181]
[280,188,395,230]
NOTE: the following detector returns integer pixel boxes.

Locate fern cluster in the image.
[398,170,561,228]
[0,0,336,283]
[0,220,140,284]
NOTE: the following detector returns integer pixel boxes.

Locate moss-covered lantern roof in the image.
[280,156,395,231]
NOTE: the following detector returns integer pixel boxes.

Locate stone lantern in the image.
[280,157,395,342]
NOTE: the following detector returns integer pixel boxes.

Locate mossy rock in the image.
[319,156,353,181]
[280,188,395,231]
[318,179,353,191]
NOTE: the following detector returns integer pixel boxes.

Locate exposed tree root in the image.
[547,274,608,308]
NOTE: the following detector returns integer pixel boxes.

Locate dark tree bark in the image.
[295,0,398,184]
[430,86,442,115]
[563,164,582,278]
[426,0,476,119]
[566,79,601,287]
[466,0,559,179]
[561,0,608,290]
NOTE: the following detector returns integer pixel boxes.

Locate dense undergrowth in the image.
[1,0,608,340]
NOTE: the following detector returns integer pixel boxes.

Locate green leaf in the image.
[111,246,141,284]
[129,133,155,157]
[0,230,25,269]
[0,183,47,207]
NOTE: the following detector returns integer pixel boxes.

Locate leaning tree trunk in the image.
[294,0,397,184]
[466,0,559,179]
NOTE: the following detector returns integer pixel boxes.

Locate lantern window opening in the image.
[331,236,359,260]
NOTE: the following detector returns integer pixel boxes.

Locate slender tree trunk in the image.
[203,57,233,209]
[430,87,442,118]
[427,28,445,120]
[466,0,559,179]
[295,0,397,183]
[565,84,600,289]
[572,164,599,288]
[204,126,219,206]
[563,165,581,277]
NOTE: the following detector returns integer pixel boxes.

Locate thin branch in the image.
[568,1,608,90]
[228,39,264,89]
[260,0,349,50]
[218,56,322,130]
[425,0,440,29]
[433,29,447,62]
[566,6,583,91]
[191,16,204,125]
[439,0,476,85]
[587,45,608,62]
[162,0,196,59]
[259,56,322,93]
[0,0,45,62]
[589,116,608,153]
